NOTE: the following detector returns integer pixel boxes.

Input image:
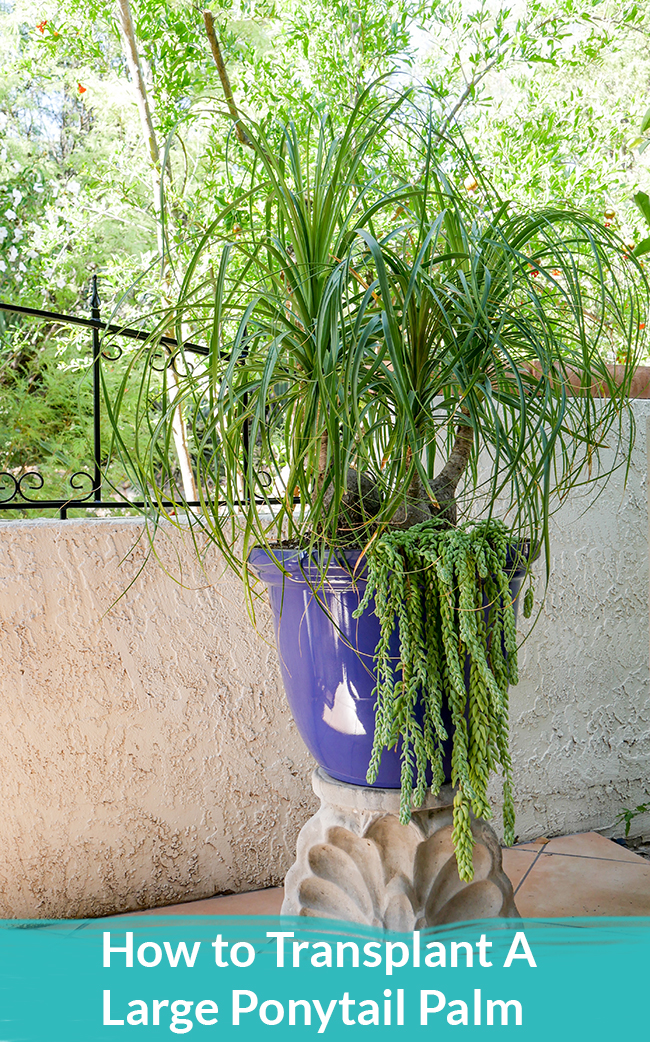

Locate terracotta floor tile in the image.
[125,850,536,920]
[123,887,284,918]
[541,831,643,863]
[501,846,541,892]
[513,834,650,917]
[113,833,650,921]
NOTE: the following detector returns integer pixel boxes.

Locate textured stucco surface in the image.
[488,401,650,844]
[0,520,316,919]
[0,402,648,918]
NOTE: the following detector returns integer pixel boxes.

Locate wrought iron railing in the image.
[0,277,208,519]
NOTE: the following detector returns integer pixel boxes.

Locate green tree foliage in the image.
[1,0,650,512]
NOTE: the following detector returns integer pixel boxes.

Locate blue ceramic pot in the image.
[248,546,526,788]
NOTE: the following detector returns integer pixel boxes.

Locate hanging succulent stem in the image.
[354,517,521,882]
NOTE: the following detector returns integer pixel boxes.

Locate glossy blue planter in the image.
[248,546,526,789]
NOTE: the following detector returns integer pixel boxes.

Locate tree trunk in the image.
[116,0,198,503]
[429,411,474,526]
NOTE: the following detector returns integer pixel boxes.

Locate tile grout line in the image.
[533,851,648,866]
[511,845,648,866]
[512,844,548,896]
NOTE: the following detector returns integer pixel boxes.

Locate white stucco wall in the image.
[493,400,650,844]
[0,401,648,918]
[0,520,317,919]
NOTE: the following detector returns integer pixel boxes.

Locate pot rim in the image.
[247,540,532,590]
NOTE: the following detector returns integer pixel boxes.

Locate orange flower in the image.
[78,83,87,94]
[36,19,47,32]
[639,323,646,330]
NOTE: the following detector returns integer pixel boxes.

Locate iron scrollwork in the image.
[0,468,96,515]
[0,280,281,518]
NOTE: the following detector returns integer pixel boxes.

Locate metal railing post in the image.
[91,276,102,503]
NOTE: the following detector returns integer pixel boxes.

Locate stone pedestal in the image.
[283,768,519,929]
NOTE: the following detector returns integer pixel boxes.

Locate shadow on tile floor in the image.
[122,832,650,920]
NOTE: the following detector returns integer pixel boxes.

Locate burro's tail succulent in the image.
[354,518,524,882]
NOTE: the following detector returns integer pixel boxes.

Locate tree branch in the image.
[439,55,501,134]
[203,10,252,148]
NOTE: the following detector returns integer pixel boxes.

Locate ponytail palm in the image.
[106,94,647,878]
[347,183,647,561]
[109,97,646,569]
[109,89,415,571]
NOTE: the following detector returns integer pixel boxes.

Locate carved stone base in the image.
[282,768,519,929]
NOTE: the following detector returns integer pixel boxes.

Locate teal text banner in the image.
[0,916,648,1038]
